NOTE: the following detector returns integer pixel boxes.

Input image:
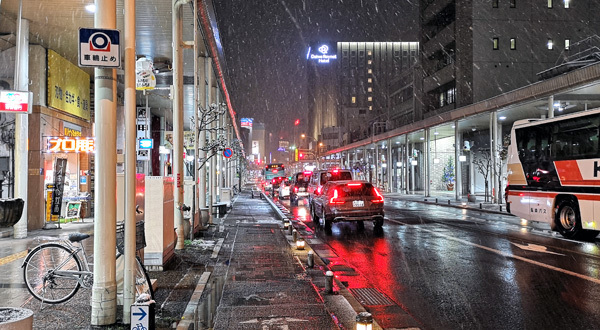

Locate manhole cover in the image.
[349,288,395,306]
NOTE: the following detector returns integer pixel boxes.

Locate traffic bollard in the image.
[435,198,438,203]
[292,229,298,242]
[480,203,483,209]
[356,311,373,330]
[325,271,334,294]
[307,250,314,268]
[288,222,293,235]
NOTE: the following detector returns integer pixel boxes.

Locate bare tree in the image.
[473,148,491,202]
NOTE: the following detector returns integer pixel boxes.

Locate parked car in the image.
[289,171,312,205]
[278,179,291,199]
[307,168,353,205]
[310,180,384,231]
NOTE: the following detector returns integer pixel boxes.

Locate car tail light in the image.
[329,188,344,204]
[316,186,323,195]
[303,171,312,175]
[272,179,276,183]
[347,183,362,187]
[372,187,384,203]
[332,169,339,174]
[294,187,298,193]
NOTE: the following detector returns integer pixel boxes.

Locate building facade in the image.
[419,0,600,118]
[307,41,420,150]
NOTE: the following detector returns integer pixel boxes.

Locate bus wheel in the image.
[555,199,583,239]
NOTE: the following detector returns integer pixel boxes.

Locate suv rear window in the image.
[320,171,352,184]
[337,183,375,197]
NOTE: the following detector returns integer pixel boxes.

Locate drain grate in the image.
[349,287,395,306]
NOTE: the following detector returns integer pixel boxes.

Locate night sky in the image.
[213,0,418,142]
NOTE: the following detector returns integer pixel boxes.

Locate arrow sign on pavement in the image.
[133,307,147,320]
[511,242,565,256]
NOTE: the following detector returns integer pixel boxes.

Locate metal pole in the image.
[173,0,190,250]
[454,121,461,201]
[123,0,136,322]
[13,0,28,239]
[209,85,216,222]
[191,0,199,238]
[548,95,554,119]
[92,0,118,325]
[425,128,430,197]
[490,112,496,204]
[199,57,207,213]
[386,139,392,192]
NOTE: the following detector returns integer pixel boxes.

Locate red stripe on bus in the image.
[507,190,600,201]
[555,160,583,185]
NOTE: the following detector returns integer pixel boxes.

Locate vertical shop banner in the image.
[47,50,91,120]
[51,158,68,216]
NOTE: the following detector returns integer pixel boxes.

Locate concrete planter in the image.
[0,308,33,330]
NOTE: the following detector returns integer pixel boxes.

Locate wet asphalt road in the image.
[281,196,600,330]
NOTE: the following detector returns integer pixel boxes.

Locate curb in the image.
[176,271,211,330]
[390,195,514,217]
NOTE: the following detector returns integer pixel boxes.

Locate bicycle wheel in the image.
[23,243,83,304]
[116,254,154,301]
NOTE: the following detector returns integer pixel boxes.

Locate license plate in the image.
[352,200,364,207]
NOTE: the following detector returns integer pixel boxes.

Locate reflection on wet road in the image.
[280,196,600,329]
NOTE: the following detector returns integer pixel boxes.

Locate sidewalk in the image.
[0,187,371,329]
[384,192,509,215]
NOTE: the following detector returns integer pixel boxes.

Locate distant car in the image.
[307,168,353,205]
[310,180,384,231]
[278,180,291,199]
[270,177,286,194]
[290,171,312,205]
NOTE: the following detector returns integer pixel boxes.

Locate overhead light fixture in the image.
[419,137,425,140]
[434,131,439,135]
[459,155,467,162]
[499,116,506,120]
[433,158,440,164]
[85,4,96,13]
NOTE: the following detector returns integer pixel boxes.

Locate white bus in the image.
[505,108,600,240]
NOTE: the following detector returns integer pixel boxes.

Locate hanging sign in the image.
[78,28,121,68]
[51,159,68,216]
[0,90,32,114]
[135,58,156,90]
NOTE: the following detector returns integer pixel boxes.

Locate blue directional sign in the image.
[79,28,121,68]
[138,138,153,150]
[223,148,233,158]
[131,305,149,330]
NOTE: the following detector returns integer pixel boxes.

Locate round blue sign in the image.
[223,148,233,158]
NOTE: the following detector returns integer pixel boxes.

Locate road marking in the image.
[397,221,600,285]
[511,242,565,256]
[0,250,28,266]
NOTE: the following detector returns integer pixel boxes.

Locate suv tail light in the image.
[294,186,298,193]
[347,183,362,187]
[329,188,344,204]
[372,187,384,203]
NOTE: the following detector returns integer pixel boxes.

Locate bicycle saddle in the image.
[68,232,90,242]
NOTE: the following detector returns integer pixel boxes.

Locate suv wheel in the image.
[322,209,331,231]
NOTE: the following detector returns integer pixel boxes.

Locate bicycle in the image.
[21,221,153,304]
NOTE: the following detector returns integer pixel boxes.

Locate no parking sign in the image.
[223,148,233,158]
[79,28,121,68]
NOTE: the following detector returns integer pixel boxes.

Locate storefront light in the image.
[411,160,418,166]
[433,158,440,164]
[159,146,170,154]
[459,155,467,162]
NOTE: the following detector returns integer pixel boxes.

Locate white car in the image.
[278,180,291,199]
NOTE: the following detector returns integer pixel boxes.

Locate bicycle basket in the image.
[116,220,146,254]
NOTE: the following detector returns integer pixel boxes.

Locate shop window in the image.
[565,39,570,50]
[548,0,553,8]
[510,38,516,50]
[564,0,570,8]
[547,39,554,50]
[492,0,498,8]
[351,96,356,104]
[493,38,499,50]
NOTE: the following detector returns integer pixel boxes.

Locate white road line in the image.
[397,220,600,285]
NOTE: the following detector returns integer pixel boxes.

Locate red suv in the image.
[311,180,384,231]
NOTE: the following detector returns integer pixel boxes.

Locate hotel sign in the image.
[307,44,337,64]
